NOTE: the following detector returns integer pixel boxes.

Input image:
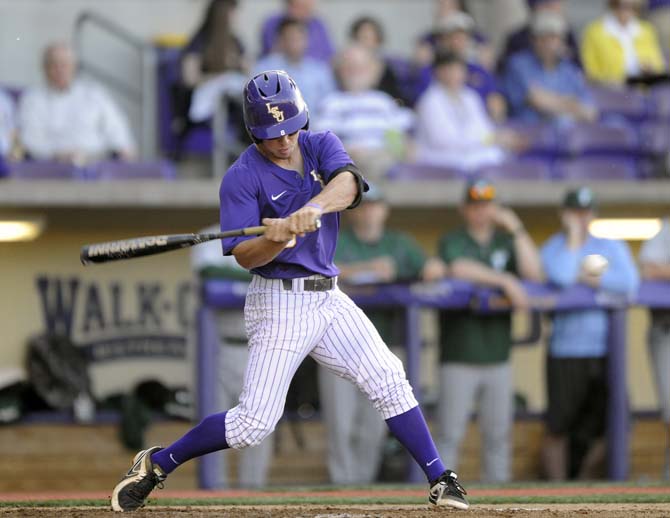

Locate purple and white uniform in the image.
[218,130,418,449]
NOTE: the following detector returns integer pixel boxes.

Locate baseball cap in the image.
[562,186,596,209]
[531,11,567,35]
[434,12,475,35]
[463,178,497,203]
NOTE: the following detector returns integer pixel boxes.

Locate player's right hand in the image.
[262,218,296,244]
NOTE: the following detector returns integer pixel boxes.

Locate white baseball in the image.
[581,254,609,276]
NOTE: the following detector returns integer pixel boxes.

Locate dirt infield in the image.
[1,486,669,517]
[2,504,670,517]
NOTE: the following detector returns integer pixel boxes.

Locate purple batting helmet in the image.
[243,70,309,141]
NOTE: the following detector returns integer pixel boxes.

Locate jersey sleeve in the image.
[313,130,355,181]
[219,166,260,256]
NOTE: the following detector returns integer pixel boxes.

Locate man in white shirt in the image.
[19,42,136,165]
[0,88,16,157]
[313,45,413,182]
[415,51,521,172]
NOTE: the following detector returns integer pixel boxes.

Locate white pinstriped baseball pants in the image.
[224,275,419,449]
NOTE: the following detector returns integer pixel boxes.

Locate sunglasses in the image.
[468,184,496,201]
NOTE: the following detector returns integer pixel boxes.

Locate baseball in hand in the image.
[581,254,609,276]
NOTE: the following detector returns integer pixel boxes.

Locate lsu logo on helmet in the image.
[266,103,285,122]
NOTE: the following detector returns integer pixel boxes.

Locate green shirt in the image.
[437,227,517,365]
[336,228,426,344]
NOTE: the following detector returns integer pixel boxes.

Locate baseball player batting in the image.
[111,70,468,512]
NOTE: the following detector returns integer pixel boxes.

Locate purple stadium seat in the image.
[7,160,87,180]
[478,158,552,180]
[555,157,638,180]
[386,162,464,181]
[560,122,639,156]
[503,122,559,159]
[638,120,670,155]
[648,84,670,118]
[91,160,177,180]
[590,84,649,121]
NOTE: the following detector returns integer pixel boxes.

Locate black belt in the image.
[282,277,335,292]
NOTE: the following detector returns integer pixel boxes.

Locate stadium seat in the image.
[503,122,559,160]
[91,160,177,180]
[386,162,463,181]
[478,158,552,180]
[156,47,214,158]
[590,84,649,122]
[560,122,639,157]
[648,83,670,119]
[638,120,670,155]
[7,160,87,180]
[554,157,639,180]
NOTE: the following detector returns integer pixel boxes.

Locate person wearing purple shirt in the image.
[260,0,335,62]
[111,70,469,512]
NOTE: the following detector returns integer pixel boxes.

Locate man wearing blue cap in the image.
[498,0,579,71]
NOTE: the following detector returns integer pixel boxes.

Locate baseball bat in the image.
[80,225,266,265]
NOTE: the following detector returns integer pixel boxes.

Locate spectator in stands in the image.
[259,0,335,63]
[254,18,336,111]
[639,218,670,443]
[348,16,409,105]
[581,0,666,85]
[312,45,413,182]
[541,187,639,480]
[417,12,507,121]
[435,178,543,482]
[0,88,16,158]
[178,0,247,124]
[321,184,446,484]
[18,42,135,165]
[414,51,523,171]
[417,0,495,71]
[191,225,273,488]
[498,0,580,71]
[503,12,597,124]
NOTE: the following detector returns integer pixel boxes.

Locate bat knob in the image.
[315,218,321,229]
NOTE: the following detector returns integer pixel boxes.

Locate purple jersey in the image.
[219,130,355,279]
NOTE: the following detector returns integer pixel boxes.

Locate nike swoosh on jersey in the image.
[426,458,439,467]
[271,190,287,201]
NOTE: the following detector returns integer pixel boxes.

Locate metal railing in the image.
[74,11,157,159]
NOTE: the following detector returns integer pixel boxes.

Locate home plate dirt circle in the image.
[2,504,670,517]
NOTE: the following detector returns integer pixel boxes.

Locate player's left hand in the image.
[287,205,322,236]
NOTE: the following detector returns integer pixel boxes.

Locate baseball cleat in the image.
[111,446,166,512]
[429,469,469,509]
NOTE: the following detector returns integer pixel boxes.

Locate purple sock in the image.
[385,406,446,482]
[151,411,229,475]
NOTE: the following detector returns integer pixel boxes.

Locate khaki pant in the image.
[436,362,513,483]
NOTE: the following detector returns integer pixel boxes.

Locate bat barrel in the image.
[80,234,191,265]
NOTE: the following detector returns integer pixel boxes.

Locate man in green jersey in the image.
[435,178,543,482]
[320,184,445,484]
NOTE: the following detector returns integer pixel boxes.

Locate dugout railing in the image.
[196,279,670,488]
